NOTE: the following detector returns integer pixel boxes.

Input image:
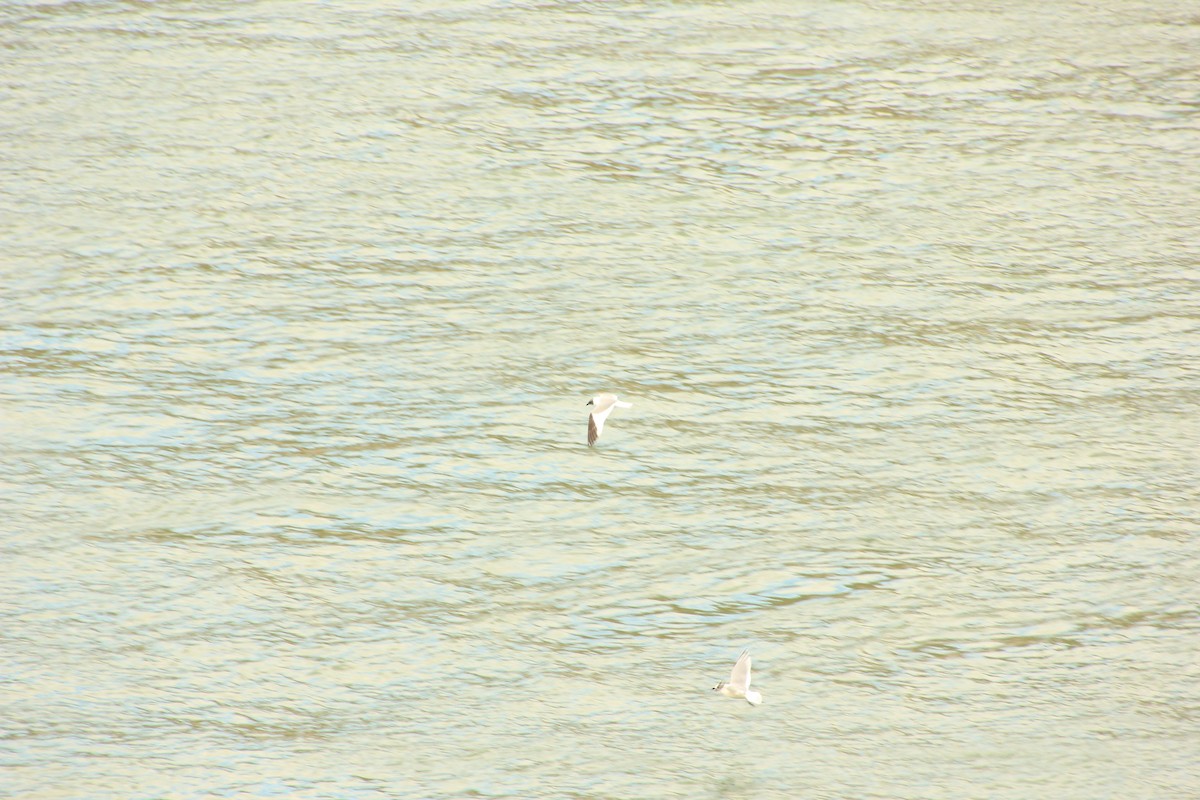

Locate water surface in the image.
[2,1,1198,798]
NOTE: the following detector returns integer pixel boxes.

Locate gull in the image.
[713,650,762,705]
[586,393,632,447]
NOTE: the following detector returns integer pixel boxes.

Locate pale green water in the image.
[2,1,1198,798]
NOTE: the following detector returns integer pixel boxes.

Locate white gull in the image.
[586,393,632,447]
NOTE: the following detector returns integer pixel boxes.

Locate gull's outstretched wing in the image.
[729,651,752,692]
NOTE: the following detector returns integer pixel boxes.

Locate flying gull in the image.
[586,393,631,446]
[713,650,762,706]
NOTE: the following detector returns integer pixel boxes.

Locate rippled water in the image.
[3,1,1198,798]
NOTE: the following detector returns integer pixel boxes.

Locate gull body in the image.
[586,393,632,446]
[713,651,762,706]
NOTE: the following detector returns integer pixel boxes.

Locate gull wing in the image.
[729,651,752,692]
[588,413,600,446]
